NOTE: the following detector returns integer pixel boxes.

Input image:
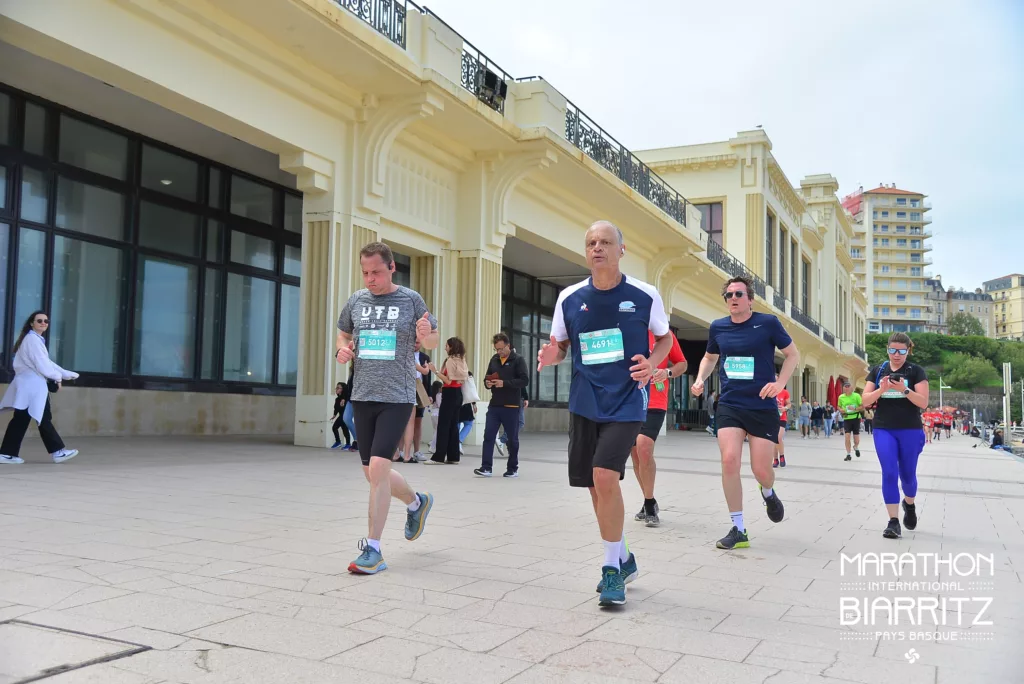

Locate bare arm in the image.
[775,343,800,389]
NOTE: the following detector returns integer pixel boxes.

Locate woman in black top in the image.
[330,382,351,449]
[860,332,930,540]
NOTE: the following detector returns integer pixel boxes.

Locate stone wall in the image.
[929,389,1003,420]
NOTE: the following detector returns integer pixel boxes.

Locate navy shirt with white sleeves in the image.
[551,275,669,423]
[706,312,793,413]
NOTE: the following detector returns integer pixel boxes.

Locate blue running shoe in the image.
[348,539,387,574]
[598,566,626,606]
[596,553,638,592]
[405,492,434,541]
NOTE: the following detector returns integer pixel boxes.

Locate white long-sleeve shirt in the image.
[0,331,78,422]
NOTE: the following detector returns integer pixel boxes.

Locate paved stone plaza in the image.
[0,429,1021,683]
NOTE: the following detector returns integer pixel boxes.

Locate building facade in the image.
[946,288,995,337]
[0,0,866,443]
[984,274,1024,340]
[842,185,933,334]
[924,277,947,333]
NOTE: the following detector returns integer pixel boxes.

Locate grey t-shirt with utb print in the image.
[338,286,437,404]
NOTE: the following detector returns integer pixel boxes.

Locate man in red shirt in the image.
[942,412,953,438]
[631,331,687,527]
[774,382,791,468]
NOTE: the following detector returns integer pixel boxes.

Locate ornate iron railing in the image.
[563,99,688,227]
[422,8,509,113]
[855,344,867,361]
[773,289,786,312]
[823,328,836,347]
[707,240,763,297]
[790,304,820,335]
[335,0,408,48]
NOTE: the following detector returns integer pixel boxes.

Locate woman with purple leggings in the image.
[860,332,929,540]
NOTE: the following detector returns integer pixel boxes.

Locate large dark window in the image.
[500,267,566,406]
[801,258,810,313]
[694,202,723,246]
[778,228,787,298]
[765,211,774,288]
[0,84,301,393]
[790,241,797,307]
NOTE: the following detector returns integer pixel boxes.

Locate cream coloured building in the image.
[0,0,866,443]
[842,185,934,334]
[984,274,1024,340]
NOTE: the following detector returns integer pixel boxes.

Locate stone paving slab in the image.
[0,430,1022,682]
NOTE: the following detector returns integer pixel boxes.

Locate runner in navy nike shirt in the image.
[538,220,672,607]
[690,275,800,550]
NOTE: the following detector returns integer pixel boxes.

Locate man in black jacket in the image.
[475,333,530,478]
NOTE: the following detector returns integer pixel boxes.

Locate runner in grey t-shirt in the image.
[334,242,439,576]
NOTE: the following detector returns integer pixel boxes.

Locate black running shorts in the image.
[568,413,642,488]
[352,401,414,466]
[715,404,780,444]
[843,418,861,435]
[636,409,666,443]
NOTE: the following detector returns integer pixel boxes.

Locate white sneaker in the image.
[52,449,79,464]
[0,454,24,464]
[414,451,424,461]
[459,444,464,455]
[496,441,506,457]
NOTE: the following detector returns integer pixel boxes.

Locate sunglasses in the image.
[723,291,746,300]
[34,318,49,324]
[887,347,909,355]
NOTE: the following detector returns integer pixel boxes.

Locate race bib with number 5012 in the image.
[723,356,754,380]
[358,329,397,360]
[579,328,624,366]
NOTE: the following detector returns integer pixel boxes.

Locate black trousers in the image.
[332,416,350,445]
[1,399,65,458]
[431,386,462,463]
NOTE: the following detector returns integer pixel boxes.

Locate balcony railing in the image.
[855,344,867,361]
[773,289,786,311]
[823,328,836,346]
[336,0,408,47]
[790,304,820,335]
[421,9,511,113]
[560,97,689,226]
[707,240,765,297]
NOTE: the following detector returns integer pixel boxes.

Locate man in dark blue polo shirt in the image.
[690,275,800,551]
[538,221,672,606]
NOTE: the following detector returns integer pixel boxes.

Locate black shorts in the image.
[844,418,861,435]
[568,413,642,488]
[779,418,787,428]
[415,406,425,418]
[352,401,414,466]
[636,409,666,442]
[715,404,780,444]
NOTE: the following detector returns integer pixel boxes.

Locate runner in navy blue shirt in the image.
[691,275,800,551]
[538,221,672,607]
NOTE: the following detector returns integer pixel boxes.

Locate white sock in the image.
[730,511,745,532]
[407,495,422,512]
[603,540,621,568]
[761,487,774,499]
[367,538,381,552]
[619,537,630,563]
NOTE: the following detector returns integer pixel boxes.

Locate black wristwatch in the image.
[903,388,911,396]
[667,368,674,379]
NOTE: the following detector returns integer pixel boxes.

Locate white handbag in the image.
[461,375,481,404]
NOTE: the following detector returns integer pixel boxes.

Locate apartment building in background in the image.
[924,277,947,333]
[948,288,995,337]
[984,274,1024,340]
[842,185,933,334]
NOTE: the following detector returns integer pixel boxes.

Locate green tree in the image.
[944,352,1000,390]
[948,312,985,337]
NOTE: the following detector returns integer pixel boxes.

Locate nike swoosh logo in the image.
[753,325,762,328]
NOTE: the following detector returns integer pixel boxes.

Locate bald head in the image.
[587,220,624,246]
[584,220,624,274]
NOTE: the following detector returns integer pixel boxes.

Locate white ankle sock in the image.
[407,495,422,512]
[619,537,630,563]
[730,511,745,532]
[603,540,621,568]
[761,487,774,499]
[366,538,381,552]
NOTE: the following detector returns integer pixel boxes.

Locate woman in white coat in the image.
[0,311,79,464]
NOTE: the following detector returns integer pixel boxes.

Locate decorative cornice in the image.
[279,150,333,194]
[483,148,559,249]
[644,154,739,173]
[766,160,806,227]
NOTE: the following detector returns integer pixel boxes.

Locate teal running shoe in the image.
[596,552,638,592]
[405,492,434,541]
[598,566,626,606]
[348,539,387,574]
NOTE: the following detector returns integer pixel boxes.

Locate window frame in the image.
[500,266,566,407]
[0,83,301,395]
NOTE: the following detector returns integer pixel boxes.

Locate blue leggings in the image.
[872,428,925,505]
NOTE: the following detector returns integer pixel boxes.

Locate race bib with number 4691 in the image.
[579,328,624,366]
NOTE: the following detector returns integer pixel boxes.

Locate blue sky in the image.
[421,0,1023,289]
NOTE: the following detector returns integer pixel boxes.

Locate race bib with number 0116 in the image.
[723,356,754,380]
[358,329,397,360]
[579,328,624,366]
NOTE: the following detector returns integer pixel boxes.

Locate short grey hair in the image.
[587,220,624,245]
